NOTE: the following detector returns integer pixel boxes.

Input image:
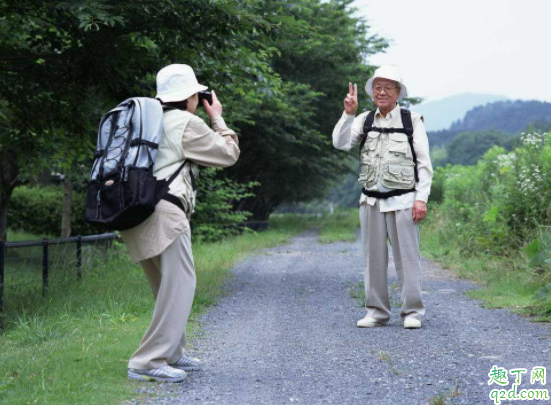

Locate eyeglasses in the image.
[373,85,398,94]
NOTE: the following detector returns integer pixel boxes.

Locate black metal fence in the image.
[0,233,117,319]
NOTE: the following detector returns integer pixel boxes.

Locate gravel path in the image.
[136,230,551,405]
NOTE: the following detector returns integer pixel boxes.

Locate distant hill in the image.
[429,99,551,148]
[450,100,551,133]
[413,93,508,131]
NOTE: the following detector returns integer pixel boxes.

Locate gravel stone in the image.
[134,230,551,405]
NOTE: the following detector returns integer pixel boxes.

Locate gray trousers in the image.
[359,201,424,323]
[128,232,196,370]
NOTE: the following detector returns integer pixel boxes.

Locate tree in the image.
[0,0,292,240]
[445,130,514,166]
[0,0,388,236]
[228,0,387,219]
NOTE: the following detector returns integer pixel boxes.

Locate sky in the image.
[353,0,551,103]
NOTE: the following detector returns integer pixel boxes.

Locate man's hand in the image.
[344,82,358,115]
[412,200,427,223]
[203,90,223,119]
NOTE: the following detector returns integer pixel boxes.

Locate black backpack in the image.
[84,97,186,231]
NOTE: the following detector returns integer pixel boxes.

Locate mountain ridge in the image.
[412,93,508,131]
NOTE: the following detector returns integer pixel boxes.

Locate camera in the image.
[198,91,213,106]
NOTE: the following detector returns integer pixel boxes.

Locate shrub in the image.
[192,168,256,243]
[8,169,256,242]
[7,185,96,237]
[435,132,551,253]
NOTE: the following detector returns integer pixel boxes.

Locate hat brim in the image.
[156,83,208,103]
[365,78,407,102]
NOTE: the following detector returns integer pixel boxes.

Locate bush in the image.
[7,185,96,237]
[192,168,256,243]
[435,132,551,253]
[8,170,256,242]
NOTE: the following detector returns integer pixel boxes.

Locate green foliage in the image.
[0,0,386,235]
[0,0,297,237]
[317,209,358,244]
[428,131,551,318]
[0,217,313,405]
[7,186,96,238]
[435,133,551,253]
[444,130,515,166]
[192,168,256,243]
[524,232,551,272]
[7,170,256,241]
[428,166,447,205]
[228,0,387,219]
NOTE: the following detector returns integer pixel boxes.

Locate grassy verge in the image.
[420,206,551,321]
[6,228,53,242]
[317,209,358,244]
[0,216,311,405]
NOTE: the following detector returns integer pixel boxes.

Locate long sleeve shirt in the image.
[121,113,240,263]
[332,105,433,212]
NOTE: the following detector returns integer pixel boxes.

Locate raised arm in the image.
[183,91,240,168]
[332,82,365,151]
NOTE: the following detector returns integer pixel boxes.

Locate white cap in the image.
[155,64,208,103]
[365,65,408,102]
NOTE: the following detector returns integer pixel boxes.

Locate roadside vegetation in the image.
[0,216,316,405]
[317,209,359,244]
[421,131,551,321]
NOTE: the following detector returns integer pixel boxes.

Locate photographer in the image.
[121,64,240,383]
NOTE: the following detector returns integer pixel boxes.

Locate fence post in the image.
[42,238,49,297]
[0,241,5,319]
[76,236,82,281]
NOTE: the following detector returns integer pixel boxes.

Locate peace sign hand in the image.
[344,82,358,115]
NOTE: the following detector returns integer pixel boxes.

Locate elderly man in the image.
[332,65,433,329]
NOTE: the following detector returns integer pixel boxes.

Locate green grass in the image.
[420,207,551,321]
[0,216,311,405]
[6,229,51,242]
[317,209,359,244]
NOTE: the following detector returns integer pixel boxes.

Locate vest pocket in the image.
[366,131,380,150]
[382,161,415,189]
[358,156,376,185]
[388,133,409,156]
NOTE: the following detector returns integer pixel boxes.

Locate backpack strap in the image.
[400,109,419,182]
[155,103,197,207]
[358,108,420,183]
[359,110,376,152]
[165,160,188,187]
[154,159,189,205]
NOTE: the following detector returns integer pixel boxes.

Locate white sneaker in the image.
[357,316,385,328]
[169,354,203,371]
[128,365,187,383]
[404,317,422,329]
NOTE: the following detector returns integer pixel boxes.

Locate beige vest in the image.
[154,110,199,215]
[358,110,415,190]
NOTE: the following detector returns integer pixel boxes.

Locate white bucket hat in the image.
[155,64,208,103]
[365,65,407,102]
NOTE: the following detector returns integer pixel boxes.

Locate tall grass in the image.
[420,207,550,320]
[0,216,311,405]
[317,209,358,244]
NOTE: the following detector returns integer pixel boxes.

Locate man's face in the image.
[372,78,400,111]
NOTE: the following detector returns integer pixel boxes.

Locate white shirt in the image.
[332,105,433,212]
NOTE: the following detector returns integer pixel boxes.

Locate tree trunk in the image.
[0,148,20,242]
[61,179,72,238]
[0,194,9,242]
